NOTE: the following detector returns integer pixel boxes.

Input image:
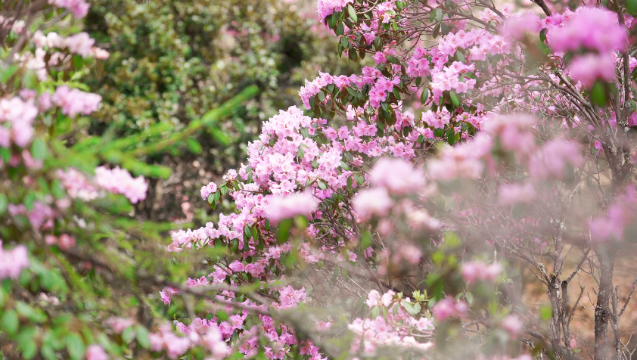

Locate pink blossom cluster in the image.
[498,182,536,205]
[369,157,425,194]
[406,47,429,78]
[57,168,101,201]
[528,138,584,180]
[348,316,434,353]
[348,290,434,353]
[461,261,502,284]
[430,61,477,94]
[0,242,29,280]
[548,7,627,53]
[265,192,319,224]
[85,345,108,360]
[9,201,57,230]
[501,314,524,338]
[48,0,90,18]
[33,31,109,59]
[428,133,493,181]
[0,96,38,148]
[431,297,468,321]
[94,166,148,204]
[151,322,229,360]
[52,86,102,118]
[589,186,637,242]
[299,72,351,109]
[566,53,616,88]
[200,181,218,200]
[500,13,541,40]
[316,0,354,22]
[273,286,308,309]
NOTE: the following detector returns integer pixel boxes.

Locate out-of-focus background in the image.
[81,0,359,224]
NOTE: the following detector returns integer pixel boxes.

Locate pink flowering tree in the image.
[5,0,637,359]
[159,0,637,359]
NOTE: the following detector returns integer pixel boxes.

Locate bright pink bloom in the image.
[94,166,148,204]
[352,187,393,219]
[0,243,29,280]
[52,86,102,118]
[567,53,616,88]
[85,345,108,360]
[200,182,218,200]
[265,192,319,224]
[369,157,425,194]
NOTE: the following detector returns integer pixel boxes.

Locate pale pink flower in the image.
[85,345,108,360]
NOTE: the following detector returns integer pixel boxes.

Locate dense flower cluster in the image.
[94,166,148,204]
[0,242,29,280]
[0,96,38,148]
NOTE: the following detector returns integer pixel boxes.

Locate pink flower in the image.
[529,139,584,180]
[381,290,395,307]
[52,86,102,118]
[432,298,457,321]
[461,261,502,284]
[316,321,332,331]
[48,0,90,18]
[366,290,380,307]
[265,192,319,224]
[549,7,627,53]
[500,13,541,40]
[229,261,245,272]
[0,243,29,280]
[64,32,95,57]
[352,187,393,219]
[200,182,218,200]
[94,166,148,204]
[369,157,425,194]
[58,234,76,250]
[160,287,179,305]
[502,314,523,338]
[85,345,108,360]
[498,182,536,205]
[567,53,616,88]
[105,317,135,334]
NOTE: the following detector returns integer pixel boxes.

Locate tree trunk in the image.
[594,248,616,360]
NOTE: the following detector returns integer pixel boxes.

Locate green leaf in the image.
[1,310,19,336]
[361,231,372,249]
[540,305,552,320]
[455,51,465,63]
[435,8,443,22]
[420,88,429,104]
[0,193,7,215]
[41,344,56,360]
[402,301,421,316]
[136,326,150,349]
[30,139,47,160]
[449,90,460,106]
[65,334,85,360]
[340,36,349,48]
[348,4,358,22]
[277,219,293,244]
[539,28,548,43]
[20,339,37,359]
[0,64,18,84]
[465,292,474,305]
[590,81,607,106]
[186,138,202,154]
[16,302,47,323]
[122,326,136,343]
[628,0,637,15]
